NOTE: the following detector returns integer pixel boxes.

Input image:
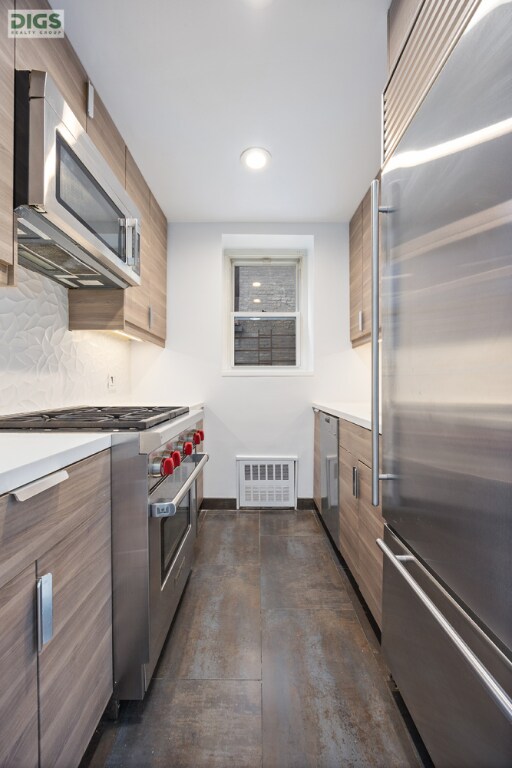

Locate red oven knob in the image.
[172,450,181,467]
[183,441,193,456]
[198,430,205,441]
[161,457,175,475]
[193,432,201,445]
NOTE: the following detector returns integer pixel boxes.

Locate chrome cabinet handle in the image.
[36,573,53,652]
[12,469,69,502]
[376,538,512,723]
[358,310,363,332]
[150,453,209,518]
[352,466,359,499]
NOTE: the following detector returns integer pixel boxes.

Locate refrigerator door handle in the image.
[376,538,512,723]
[371,178,394,506]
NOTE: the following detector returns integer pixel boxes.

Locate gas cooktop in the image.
[0,406,189,431]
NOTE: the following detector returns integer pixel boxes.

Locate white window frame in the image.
[223,249,312,376]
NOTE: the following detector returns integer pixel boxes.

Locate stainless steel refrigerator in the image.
[378,2,512,765]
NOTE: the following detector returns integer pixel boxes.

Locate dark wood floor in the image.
[81,509,423,768]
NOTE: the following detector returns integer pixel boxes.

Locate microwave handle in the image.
[124,217,140,267]
[150,453,209,518]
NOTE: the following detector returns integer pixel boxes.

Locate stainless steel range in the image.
[0,406,208,704]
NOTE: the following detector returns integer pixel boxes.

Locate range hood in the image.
[14,70,141,290]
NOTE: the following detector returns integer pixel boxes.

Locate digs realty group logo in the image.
[8,9,64,37]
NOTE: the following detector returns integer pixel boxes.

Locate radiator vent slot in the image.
[237,457,297,509]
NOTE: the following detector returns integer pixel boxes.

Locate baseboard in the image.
[200,498,237,510]
[200,498,315,511]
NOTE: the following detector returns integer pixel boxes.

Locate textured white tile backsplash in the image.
[0,266,131,413]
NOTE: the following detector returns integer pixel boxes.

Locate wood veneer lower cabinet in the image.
[337,420,384,628]
[0,450,113,768]
[0,565,39,768]
[357,461,384,627]
[38,506,112,768]
[338,447,359,579]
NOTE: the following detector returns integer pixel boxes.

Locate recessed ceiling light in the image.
[240,147,271,171]
[252,281,261,287]
[253,298,261,303]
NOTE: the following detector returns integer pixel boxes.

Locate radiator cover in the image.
[236,457,297,508]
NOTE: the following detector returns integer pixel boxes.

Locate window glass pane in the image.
[234,317,296,366]
[234,263,297,312]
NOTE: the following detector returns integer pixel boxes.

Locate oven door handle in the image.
[149,453,209,518]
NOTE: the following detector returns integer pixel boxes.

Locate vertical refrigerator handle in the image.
[371,179,394,506]
[371,179,380,506]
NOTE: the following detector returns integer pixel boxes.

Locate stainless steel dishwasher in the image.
[318,411,339,543]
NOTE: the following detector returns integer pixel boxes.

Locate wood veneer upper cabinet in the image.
[68,163,168,346]
[349,201,363,343]
[0,565,39,768]
[86,88,126,186]
[124,148,152,334]
[14,0,87,129]
[148,191,168,341]
[0,0,15,284]
[384,0,481,160]
[349,182,381,347]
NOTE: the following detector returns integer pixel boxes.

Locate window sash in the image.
[231,311,301,368]
[231,259,300,313]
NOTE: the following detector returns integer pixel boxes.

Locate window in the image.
[225,251,311,372]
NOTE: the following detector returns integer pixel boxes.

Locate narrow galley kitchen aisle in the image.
[80,509,423,768]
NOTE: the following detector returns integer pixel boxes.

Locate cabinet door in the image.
[14,0,87,130]
[37,505,112,768]
[86,88,126,186]
[124,149,152,335]
[361,188,372,339]
[148,192,167,343]
[338,447,359,579]
[0,565,39,768]
[349,202,363,343]
[357,461,384,628]
[0,0,14,282]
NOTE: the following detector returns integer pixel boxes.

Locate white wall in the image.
[0,266,131,413]
[131,223,372,499]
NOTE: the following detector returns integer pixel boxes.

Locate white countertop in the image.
[313,402,382,433]
[0,433,112,496]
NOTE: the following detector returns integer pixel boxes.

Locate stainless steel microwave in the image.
[14,70,141,289]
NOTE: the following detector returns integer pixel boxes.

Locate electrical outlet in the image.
[107,373,117,391]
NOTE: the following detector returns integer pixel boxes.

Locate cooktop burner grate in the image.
[0,406,189,431]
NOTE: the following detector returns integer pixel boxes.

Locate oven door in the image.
[146,453,209,686]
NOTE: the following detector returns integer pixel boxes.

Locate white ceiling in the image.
[52,0,390,223]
